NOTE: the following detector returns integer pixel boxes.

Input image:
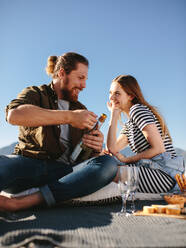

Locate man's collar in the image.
[47,81,58,99]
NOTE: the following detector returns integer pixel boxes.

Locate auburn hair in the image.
[112,75,171,140]
[45,52,89,78]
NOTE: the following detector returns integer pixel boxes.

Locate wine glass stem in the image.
[131,192,135,213]
[121,193,127,213]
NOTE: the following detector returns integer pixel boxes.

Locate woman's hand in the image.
[100,149,113,156]
[113,152,128,163]
[107,101,121,118]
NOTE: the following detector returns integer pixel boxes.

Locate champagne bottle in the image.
[70,113,107,164]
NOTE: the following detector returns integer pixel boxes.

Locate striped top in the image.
[120,104,176,158]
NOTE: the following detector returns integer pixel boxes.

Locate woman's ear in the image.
[129,94,134,101]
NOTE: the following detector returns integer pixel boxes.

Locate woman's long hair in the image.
[113,75,171,140]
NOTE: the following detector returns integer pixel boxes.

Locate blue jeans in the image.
[138,153,185,192]
[115,152,185,193]
[40,155,118,206]
[0,155,73,194]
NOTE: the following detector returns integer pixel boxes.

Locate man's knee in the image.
[94,155,118,182]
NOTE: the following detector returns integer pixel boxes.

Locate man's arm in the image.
[6,85,98,130]
[7,105,98,130]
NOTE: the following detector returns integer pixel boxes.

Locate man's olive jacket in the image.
[6,82,88,162]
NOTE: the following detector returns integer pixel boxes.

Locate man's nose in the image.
[81,80,86,89]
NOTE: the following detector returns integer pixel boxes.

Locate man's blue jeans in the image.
[0,155,117,206]
[0,155,73,193]
[40,155,118,206]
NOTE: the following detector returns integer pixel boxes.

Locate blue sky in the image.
[0,0,186,150]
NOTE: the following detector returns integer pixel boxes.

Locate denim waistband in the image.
[151,152,171,161]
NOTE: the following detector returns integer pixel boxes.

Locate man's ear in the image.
[58,68,66,79]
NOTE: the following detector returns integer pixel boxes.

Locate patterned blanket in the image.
[1,199,186,248]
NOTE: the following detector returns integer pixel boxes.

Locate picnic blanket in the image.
[1,198,186,248]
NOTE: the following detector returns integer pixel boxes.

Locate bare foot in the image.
[0,195,13,211]
[0,192,44,212]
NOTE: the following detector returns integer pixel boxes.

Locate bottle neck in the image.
[96,121,104,130]
[91,120,104,131]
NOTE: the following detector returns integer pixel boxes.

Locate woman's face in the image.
[109,81,132,111]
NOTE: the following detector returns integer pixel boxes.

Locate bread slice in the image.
[143,206,155,214]
[166,207,181,215]
[151,205,166,213]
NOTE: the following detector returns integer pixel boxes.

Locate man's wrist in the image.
[65,110,73,125]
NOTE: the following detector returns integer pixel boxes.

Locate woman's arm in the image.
[114,123,165,163]
[107,132,129,155]
[107,106,128,154]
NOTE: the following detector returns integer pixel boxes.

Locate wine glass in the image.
[117,166,130,216]
[128,166,139,213]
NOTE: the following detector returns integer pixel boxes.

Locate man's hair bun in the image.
[46,56,58,76]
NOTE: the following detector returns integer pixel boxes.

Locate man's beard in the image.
[61,88,78,102]
[61,77,81,102]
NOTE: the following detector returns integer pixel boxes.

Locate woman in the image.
[107,75,185,193]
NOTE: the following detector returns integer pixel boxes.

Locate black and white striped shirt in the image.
[121,104,176,158]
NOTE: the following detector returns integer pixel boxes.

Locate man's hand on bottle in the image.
[82,130,104,152]
[70,110,97,130]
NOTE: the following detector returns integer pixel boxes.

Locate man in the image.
[0,52,117,211]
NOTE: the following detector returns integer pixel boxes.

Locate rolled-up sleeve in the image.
[5,86,41,121]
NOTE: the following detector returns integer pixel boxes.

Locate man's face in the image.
[60,63,88,102]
